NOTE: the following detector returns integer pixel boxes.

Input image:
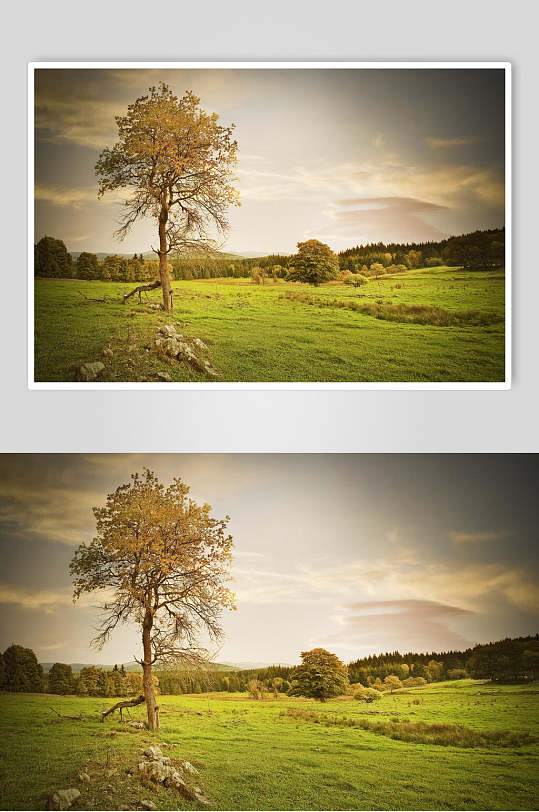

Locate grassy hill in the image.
[34,266,506,383]
[40,661,241,674]
[69,250,245,262]
[1,680,537,810]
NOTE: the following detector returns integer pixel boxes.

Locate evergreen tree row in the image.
[3,633,534,697]
[34,228,505,282]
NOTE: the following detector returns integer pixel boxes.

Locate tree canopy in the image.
[287,240,339,286]
[95,83,240,310]
[70,469,235,729]
[289,648,349,702]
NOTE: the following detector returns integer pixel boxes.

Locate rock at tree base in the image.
[143,745,164,761]
[181,761,199,775]
[77,361,105,381]
[192,787,211,805]
[138,760,187,790]
[159,324,180,338]
[154,325,218,376]
[48,788,81,810]
[156,372,172,382]
[141,802,158,810]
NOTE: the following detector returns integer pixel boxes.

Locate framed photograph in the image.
[29,62,511,389]
[0,453,537,810]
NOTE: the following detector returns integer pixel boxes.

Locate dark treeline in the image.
[349,635,539,685]
[2,634,535,696]
[339,228,505,273]
[157,664,293,695]
[34,228,505,282]
[0,646,143,697]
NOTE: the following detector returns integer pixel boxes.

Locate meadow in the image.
[1,680,537,810]
[33,267,505,383]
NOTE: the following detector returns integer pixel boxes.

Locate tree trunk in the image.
[142,614,159,730]
[158,206,173,311]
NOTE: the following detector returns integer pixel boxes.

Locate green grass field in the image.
[33,267,506,383]
[1,680,537,810]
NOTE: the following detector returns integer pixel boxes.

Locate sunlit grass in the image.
[0,680,537,810]
[34,267,505,383]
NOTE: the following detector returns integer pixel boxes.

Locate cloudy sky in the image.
[0,455,536,667]
[34,67,506,256]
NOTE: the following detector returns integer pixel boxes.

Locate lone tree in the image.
[70,469,235,730]
[95,83,239,310]
[288,648,349,702]
[286,239,339,286]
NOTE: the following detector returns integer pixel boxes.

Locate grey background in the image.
[1,0,537,453]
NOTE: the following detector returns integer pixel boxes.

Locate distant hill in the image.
[40,660,242,674]
[69,250,246,262]
[40,661,143,674]
[223,661,294,670]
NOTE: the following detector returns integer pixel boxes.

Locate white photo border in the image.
[28,61,512,390]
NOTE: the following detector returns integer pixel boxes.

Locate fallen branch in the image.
[101,694,146,721]
[77,290,117,303]
[48,706,84,720]
[123,280,161,303]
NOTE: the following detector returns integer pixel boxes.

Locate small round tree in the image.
[383,675,403,693]
[288,648,349,702]
[286,240,339,286]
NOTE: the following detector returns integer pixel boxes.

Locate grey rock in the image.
[155,337,181,357]
[159,324,179,338]
[141,802,158,811]
[78,361,105,381]
[202,360,220,377]
[139,760,186,790]
[177,342,198,364]
[143,745,163,761]
[191,786,211,805]
[102,347,114,358]
[191,338,208,351]
[48,788,81,810]
[180,761,199,776]
[156,372,172,382]
[78,772,91,783]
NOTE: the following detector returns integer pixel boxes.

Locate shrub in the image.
[447,668,467,680]
[384,675,403,693]
[344,273,368,287]
[402,677,428,688]
[354,686,382,702]
[247,679,266,699]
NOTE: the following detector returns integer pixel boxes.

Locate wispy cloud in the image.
[36,642,65,652]
[0,584,112,613]
[237,155,504,215]
[427,135,482,150]
[326,599,474,653]
[35,184,126,209]
[0,482,103,546]
[320,196,448,243]
[35,185,97,208]
[450,530,506,545]
[233,541,539,616]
